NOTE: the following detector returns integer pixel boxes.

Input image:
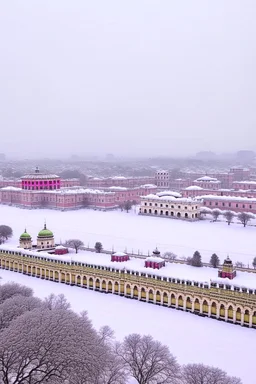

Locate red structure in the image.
[111,252,129,262]
[21,167,61,190]
[54,245,68,255]
[218,256,236,280]
[144,248,165,269]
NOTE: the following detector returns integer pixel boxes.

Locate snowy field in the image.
[0,205,256,265]
[0,269,254,384]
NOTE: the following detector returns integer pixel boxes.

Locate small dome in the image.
[20,229,31,240]
[153,247,160,256]
[38,223,53,238]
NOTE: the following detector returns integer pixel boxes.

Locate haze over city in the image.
[0,0,255,159]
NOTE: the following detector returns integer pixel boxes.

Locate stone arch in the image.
[126,284,131,295]
[185,212,188,218]
[76,275,81,285]
[170,293,176,306]
[219,303,225,317]
[211,301,217,316]
[160,210,163,215]
[149,209,152,214]
[148,289,154,301]
[101,279,107,291]
[177,212,181,218]
[114,281,119,293]
[186,296,192,310]
[89,277,94,289]
[165,211,169,216]
[95,278,101,290]
[244,309,250,324]
[202,299,209,314]
[108,280,113,292]
[154,210,158,215]
[66,272,70,283]
[236,307,242,322]
[163,291,168,305]
[171,211,174,216]
[178,295,183,307]
[194,297,200,312]
[83,275,87,286]
[133,285,138,298]
[141,287,146,300]
[144,209,147,214]
[227,304,234,319]
[155,290,161,303]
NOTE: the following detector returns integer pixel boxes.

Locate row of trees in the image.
[64,239,103,253]
[0,282,242,384]
[201,208,255,227]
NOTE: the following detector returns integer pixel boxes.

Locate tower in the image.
[37,222,55,250]
[218,256,236,279]
[19,229,32,250]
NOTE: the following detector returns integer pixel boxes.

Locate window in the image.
[185,206,187,209]
[144,202,147,206]
[236,204,238,208]
[222,202,225,206]
[166,204,168,208]
[229,203,231,207]
[215,202,218,206]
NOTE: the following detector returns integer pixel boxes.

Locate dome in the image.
[20,229,31,240]
[38,223,53,238]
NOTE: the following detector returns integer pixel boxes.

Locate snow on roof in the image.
[37,188,115,195]
[195,176,220,183]
[185,186,204,190]
[142,194,198,203]
[140,184,157,188]
[198,195,256,203]
[21,174,60,180]
[113,252,127,257]
[111,176,127,180]
[1,245,256,290]
[0,186,22,191]
[145,256,165,263]
[108,186,128,191]
[55,245,67,249]
[234,181,256,185]
[157,191,182,198]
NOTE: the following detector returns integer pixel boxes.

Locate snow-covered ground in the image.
[1,205,256,265]
[0,269,254,384]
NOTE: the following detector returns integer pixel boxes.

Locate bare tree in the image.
[124,200,132,213]
[44,293,71,310]
[65,238,84,253]
[235,261,244,268]
[117,334,180,384]
[0,283,33,304]
[200,207,212,216]
[211,209,221,222]
[253,257,256,269]
[237,212,254,227]
[223,211,235,225]
[181,363,242,384]
[95,241,103,253]
[163,251,177,261]
[0,307,109,384]
[0,225,13,243]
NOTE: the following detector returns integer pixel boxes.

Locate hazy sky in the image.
[0,1,255,158]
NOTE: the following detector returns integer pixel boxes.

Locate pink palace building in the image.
[0,168,157,211]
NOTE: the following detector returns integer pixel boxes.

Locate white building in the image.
[139,191,201,220]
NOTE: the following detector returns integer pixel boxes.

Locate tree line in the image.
[0,281,242,384]
[200,208,255,227]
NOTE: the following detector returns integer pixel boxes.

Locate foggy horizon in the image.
[0,1,255,158]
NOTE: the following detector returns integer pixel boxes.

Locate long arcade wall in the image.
[0,249,256,328]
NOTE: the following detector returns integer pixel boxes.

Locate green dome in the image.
[38,223,53,238]
[20,229,31,239]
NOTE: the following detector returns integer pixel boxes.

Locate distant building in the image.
[218,256,236,280]
[155,170,170,189]
[140,191,201,220]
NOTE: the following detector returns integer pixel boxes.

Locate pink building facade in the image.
[200,195,256,214]
[86,176,155,189]
[101,185,157,204]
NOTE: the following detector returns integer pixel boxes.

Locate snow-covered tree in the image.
[124,201,132,213]
[163,251,178,261]
[0,282,33,304]
[200,207,212,216]
[65,238,84,253]
[181,363,242,384]
[253,257,256,269]
[210,253,220,268]
[44,293,71,310]
[191,251,202,267]
[223,210,236,225]
[237,212,254,227]
[0,225,13,243]
[117,333,180,384]
[211,208,222,222]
